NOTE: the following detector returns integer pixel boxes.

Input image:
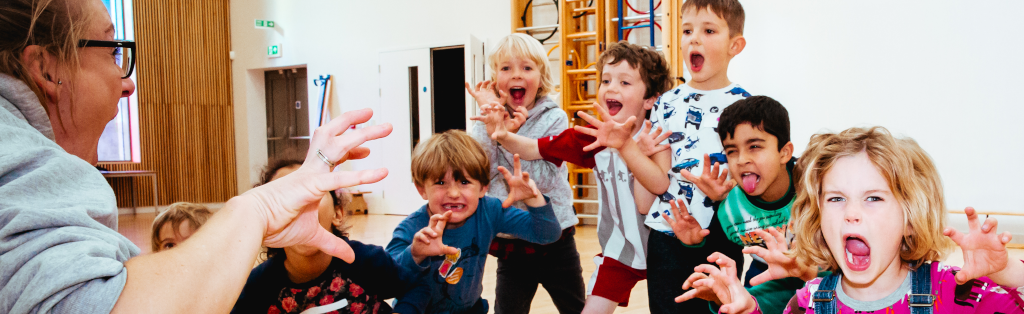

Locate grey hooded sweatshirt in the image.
[0,74,140,313]
[469,96,578,233]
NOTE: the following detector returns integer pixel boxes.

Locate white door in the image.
[464,35,486,128]
[377,49,431,215]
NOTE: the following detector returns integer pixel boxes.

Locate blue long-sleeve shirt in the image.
[385,196,560,314]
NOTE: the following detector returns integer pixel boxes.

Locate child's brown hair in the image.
[680,0,745,37]
[597,41,674,99]
[151,202,212,252]
[411,130,490,188]
[788,127,953,272]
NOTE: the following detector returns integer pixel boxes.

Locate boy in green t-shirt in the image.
[664,95,806,314]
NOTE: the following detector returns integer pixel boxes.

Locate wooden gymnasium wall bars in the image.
[511,0,667,222]
[98,0,237,209]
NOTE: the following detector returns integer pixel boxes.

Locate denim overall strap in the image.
[812,274,840,314]
[909,263,934,314]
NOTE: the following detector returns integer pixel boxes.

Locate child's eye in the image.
[501,66,511,71]
[162,243,175,250]
[434,180,445,185]
[705,29,715,34]
[725,149,737,156]
[827,197,845,202]
[601,79,610,84]
[749,145,761,150]
[621,81,631,85]
[524,66,533,71]
[683,29,692,35]
[866,196,883,202]
[461,180,471,185]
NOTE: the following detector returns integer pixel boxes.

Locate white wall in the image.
[230,0,512,211]
[723,1,1024,214]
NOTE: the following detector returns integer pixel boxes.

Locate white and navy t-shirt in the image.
[538,128,650,270]
[646,83,751,233]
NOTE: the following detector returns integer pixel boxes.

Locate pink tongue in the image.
[741,175,758,193]
[846,238,870,255]
[691,55,705,69]
[510,89,526,100]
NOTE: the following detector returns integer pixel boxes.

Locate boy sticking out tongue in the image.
[669,96,805,314]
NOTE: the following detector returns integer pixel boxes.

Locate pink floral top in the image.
[747,262,1024,314]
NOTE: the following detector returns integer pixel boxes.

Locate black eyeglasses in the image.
[78,39,136,79]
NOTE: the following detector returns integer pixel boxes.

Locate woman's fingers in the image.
[313,168,388,194]
[317,123,393,167]
[318,108,373,139]
[309,227,356,263]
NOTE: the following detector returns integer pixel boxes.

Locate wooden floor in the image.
[119,212,1024,314]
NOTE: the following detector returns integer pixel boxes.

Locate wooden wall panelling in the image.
[100,0,237,208]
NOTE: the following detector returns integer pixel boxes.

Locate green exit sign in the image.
[267,44,282,58]
[254,19,275,29]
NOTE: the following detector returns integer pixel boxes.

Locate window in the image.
[97,0,139,162]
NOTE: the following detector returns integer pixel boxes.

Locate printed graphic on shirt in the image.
[647,83,750,232]
[265,272,384,314]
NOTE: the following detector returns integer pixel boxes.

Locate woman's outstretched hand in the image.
[241,108,392,263]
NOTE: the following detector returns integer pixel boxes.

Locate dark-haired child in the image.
[232,160,425,314]
[673,96,806,314]
[386,130,561,314]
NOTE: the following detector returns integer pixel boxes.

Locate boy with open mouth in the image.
[671,96,805,314]
[641,0,753,312]
[476,41,674,314]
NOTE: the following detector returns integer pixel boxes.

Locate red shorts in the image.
[587,254,647,306]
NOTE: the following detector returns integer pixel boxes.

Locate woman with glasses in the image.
[0,1,392,313]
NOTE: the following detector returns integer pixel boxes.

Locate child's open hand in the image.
[663,198,710,245]
[411,211,460,264]
[679,272,721,305]
[573,102,637,151]
[506,105,528,134]
[677,253,757,314]
[679,154,735,201]
[471,102,507,137]
[497,154,544,208]
[466,81,508,108]
[944,207,1019,285]
[742,227,818,285]
[636,120,672,157]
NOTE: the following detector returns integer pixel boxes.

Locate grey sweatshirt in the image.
[469,96,578,233]
[0,74,140,313]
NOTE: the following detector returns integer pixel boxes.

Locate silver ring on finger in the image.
[316,149,336,169]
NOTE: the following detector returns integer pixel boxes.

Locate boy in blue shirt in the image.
[386,130,561,314]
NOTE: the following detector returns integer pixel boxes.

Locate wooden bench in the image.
[348,191,372,215]
[949,210,1024,249]
[100,170,158,215]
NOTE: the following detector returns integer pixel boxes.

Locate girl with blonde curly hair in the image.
[681,127,1024,313]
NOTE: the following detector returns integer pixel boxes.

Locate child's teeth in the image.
[846,250,852,262]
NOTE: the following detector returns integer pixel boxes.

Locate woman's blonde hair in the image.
[151,202,213,252]
[0,0,89,115]
[488,33,555,99]
[788,126,953,273]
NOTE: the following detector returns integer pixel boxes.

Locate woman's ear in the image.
[20,45,62,103]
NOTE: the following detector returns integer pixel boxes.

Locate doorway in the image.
[430,46,466,133]
[265,67,309,162]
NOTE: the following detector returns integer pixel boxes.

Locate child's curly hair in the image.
[151,202,212,252]
[788,126,954,273]
[597,41,674,99]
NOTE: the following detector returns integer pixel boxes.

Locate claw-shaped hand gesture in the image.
[496,154,544,208]
[411,211,460,264]
[679,154,735,201]
[944,207,1014,285]
[636,120,672,157]
[573,102,637,151]
[466,81,507,108]
[679,272,721,305]
[677,253,757,314]
[742,227,818,285]
[663,198,709,246]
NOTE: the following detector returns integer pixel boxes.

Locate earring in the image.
[57,81,62,85]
